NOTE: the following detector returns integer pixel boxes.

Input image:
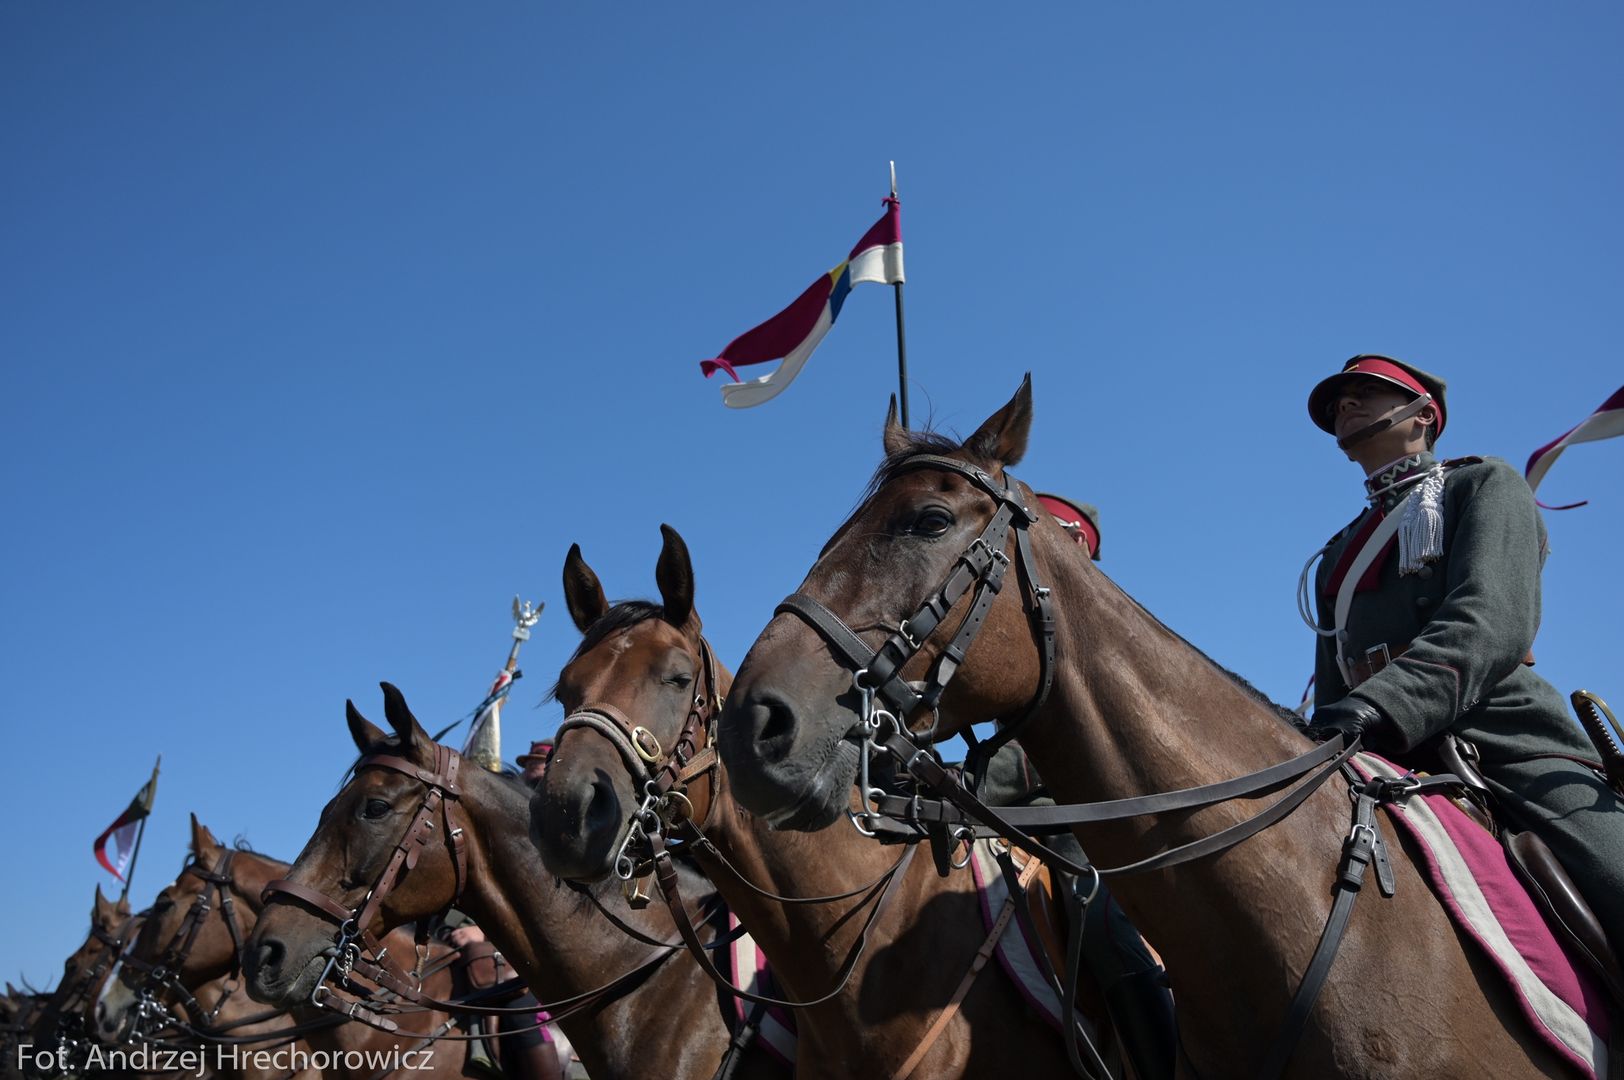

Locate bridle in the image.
[552,633,725,884]
[117,850,250,1037]
[261,741,681,1038]
[35,909,142,1056]
[776,453,1057,831]
[261,742,468,1024]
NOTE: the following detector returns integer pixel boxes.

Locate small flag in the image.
[700,199,904,409]
[93,760,159,882]
[1525,385,1624,510]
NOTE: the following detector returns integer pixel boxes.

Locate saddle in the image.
[1432,735,1624,1007]
[452,939,524,1080]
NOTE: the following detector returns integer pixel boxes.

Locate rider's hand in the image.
[448,925,486,949]
[1304,698,1391,750]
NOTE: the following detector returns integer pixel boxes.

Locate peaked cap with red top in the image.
[1035,493,1101,560]
[1308,355,1449,440]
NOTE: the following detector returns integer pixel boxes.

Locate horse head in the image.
[530,524,725,882]
[720,376,1070,829]
[243,685,466,1008]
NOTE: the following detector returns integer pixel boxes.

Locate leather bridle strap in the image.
[555,703,658,788]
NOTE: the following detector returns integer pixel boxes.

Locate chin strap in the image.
[1336,393,1433,451]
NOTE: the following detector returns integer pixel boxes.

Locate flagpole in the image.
[889,161,910,429]
[120,756,160,903]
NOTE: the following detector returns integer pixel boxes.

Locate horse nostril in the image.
[754,695,798,746]
[254,938,285,978]
[585,777,619,832]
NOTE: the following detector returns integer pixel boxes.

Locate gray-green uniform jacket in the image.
[1313,452,1624,949]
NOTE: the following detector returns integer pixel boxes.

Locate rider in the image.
[517,741,554,785]
[982,499,1177,1080]
[1301,354,1624,956]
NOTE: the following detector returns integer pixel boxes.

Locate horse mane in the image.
[544,599,667,702]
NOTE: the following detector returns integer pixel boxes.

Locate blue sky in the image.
[3,3,1619,989]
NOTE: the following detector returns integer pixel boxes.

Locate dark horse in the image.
[718,378,1576,1078]
[102,816,466,1080]
[242,686,786,1080]
[530,526,1091,1078]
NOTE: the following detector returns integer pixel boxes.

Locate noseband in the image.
[553,634,724,883]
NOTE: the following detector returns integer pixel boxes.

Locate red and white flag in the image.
[699,199,904,409]
[1525,385,1624,509]
[93,760,159,882]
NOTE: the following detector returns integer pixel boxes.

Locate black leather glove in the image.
[1304,698,1390,748]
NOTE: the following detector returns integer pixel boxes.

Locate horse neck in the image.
[453,767,728,1080]
[1014,542,1349,976]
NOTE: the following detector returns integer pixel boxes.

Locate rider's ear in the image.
[882,394,911,457]
[189,813,220,859]
[379,682,428,753]
[563,543,610,633]
[655,524,695,631]
[346,699,389,754]
[964,374,1033,468]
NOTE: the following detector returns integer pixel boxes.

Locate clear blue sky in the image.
[3,3,1619,990]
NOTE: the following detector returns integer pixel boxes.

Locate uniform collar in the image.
[1364,451,1439,510]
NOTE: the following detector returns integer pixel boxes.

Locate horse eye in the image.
[363,799,392,820]
[665,672,693,688]
[912,508,954,537]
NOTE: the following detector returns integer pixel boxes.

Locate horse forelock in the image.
[545,599,668,702]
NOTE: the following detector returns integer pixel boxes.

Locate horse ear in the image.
[563,543,609,633]
[964,374,1033,468]
[882,394,911,457]
[379,682,428,754]
[92,885,110,922]
[655,524,695,630]
[189,814,220,859]
[346,699,388,753]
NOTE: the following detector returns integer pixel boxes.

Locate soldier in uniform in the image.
[1301,354,1624,956]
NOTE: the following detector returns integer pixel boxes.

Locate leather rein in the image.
[773,450,1451,1079]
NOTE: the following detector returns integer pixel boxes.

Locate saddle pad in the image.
[1356,753,1610,1078]
[968,840,1100,1041]
[726,914,797,1066]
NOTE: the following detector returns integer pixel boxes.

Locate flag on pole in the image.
[1524,385,1624,510]
[93,760,159,882]
[700,199,904,409]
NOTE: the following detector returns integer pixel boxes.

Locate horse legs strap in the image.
[893,854,1040,1080]
[993,851,1114,1080]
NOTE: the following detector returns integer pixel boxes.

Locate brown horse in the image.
[241,687,787,1080]
[29,886,140,1062]
[717,378,1578,1078]
[530,526,1093,1079]
[101,817,459,1080]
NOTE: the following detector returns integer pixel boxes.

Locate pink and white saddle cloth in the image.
[725,914,797,1066]
[1356,753,1611,1078]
